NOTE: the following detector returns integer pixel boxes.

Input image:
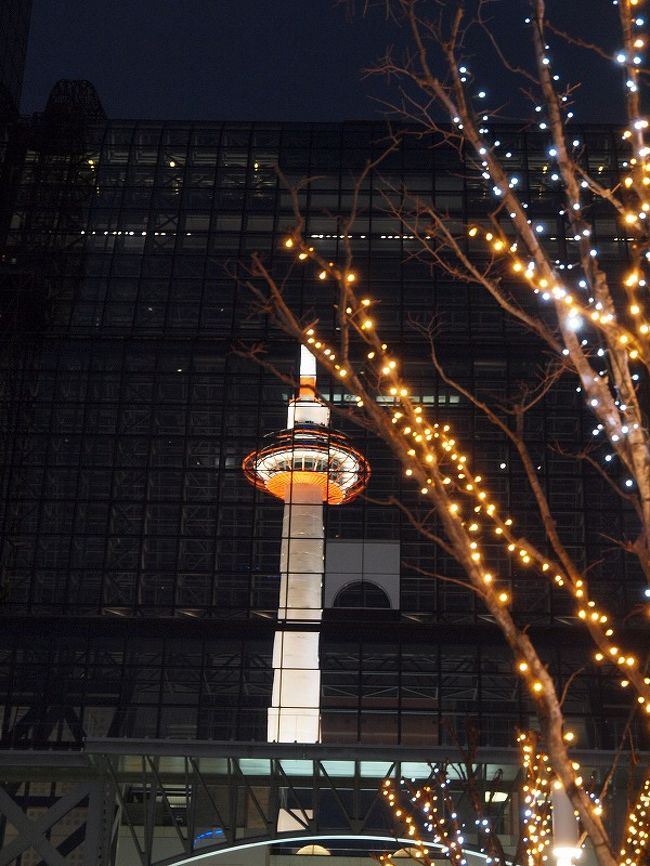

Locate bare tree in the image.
[240,3,650,865]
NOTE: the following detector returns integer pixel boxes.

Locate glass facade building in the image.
[1,108,641,746]
[0,107,645,766]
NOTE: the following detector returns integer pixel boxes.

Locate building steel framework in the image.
[0,740,640,866]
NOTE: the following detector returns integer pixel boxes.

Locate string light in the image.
[275,0,650,765]
[378,743,605,866]
[280,234,650,710]
[471,224,650,370]
[381,771,493,866]
[519,733,554,866]
[619,773,650,866]
[271,5,650,859]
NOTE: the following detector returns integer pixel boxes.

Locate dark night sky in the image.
[21,0,629,122]
[21,0,392,120]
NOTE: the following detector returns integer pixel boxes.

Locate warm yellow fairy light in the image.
[287,235,650,710]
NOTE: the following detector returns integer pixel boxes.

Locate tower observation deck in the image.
[243,347,370,742]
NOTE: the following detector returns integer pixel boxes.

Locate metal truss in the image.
[94,743,523,865]
[0,752,117,866]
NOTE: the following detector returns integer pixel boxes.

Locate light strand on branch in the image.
[381,772,474,866]
[282,236,650,712]
[619,772,650,866]
[519,733,554,866]
[469,225,650,372]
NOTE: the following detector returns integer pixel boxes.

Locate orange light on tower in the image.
[242,347,370,743]
[242,426,370,506]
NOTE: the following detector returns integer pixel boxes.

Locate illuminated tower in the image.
[243,347,370,742]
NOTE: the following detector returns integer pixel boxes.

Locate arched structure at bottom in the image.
[159,834,495,866]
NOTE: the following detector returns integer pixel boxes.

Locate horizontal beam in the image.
[84,737,645,768]
[0,740,643,783]
[0,752,95,782]
[0,752,89,769]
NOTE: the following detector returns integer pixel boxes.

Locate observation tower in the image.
[243,347,370,742]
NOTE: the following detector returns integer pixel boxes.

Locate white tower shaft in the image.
[551,785,581,866]
[267,348,329,743]
[267,483,323,742]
